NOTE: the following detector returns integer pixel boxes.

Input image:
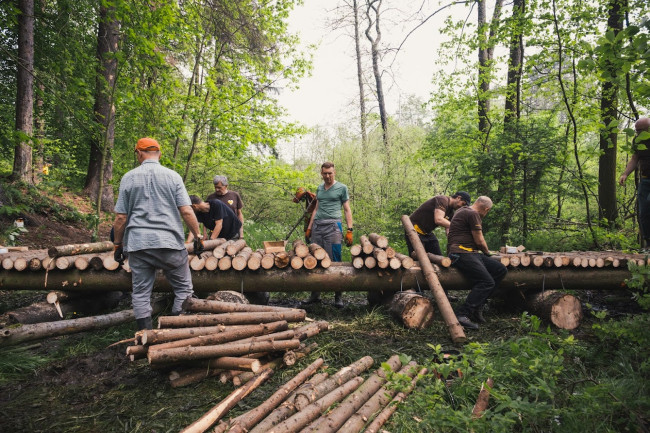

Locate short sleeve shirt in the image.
[409,196,453,234]
[206,190,243,215]
[313,182,349,221]
[114,160,190,252]
[196,200,242,240]
[447,207,483,254]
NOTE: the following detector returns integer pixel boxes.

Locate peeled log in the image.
[226,239,248,257]
[274,252,290,269]
[182,298,304,314]
[303,255,317,270]
[308,244,327,260]
[411,251,451,268]
[388,290,434,330]
[359,236,374,255]
[232,248,253,271]
[158,310,306,328]
[48,241,114,258]
[368,233,388,248]
[524,290,583,330]
[247,251,263,271]
[292,239,310,258]
[290,255,304,270]
[349,244,362,257]
[394,252,414,269]
[320,256,331,269]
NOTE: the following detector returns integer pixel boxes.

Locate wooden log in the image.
[290,254,304,270]
[190,252,208,271]
[232,247,253,271]
[388,290,434,330]
[349,244,362,257]
[13,257,28,271]
[2,256,14,270]
[292,321,329,341]
[385,246,396,259]
[48,241,114,258]
[182,298,304,314]
[157,310,306,328]
[205,255,219,271]
[524,290,583,330]
[102,253,121,271]
[218,256,232,271]
[292,239,310,258]
[471,378,494,419]
[532,255,545,267]
[499,255,510,267]
[263,376,365,433]
[368,233,388,248]
[28,257,42,271]
[509,255,521,267]
[226,239,248,257]
[388,257,401,269]
[261,253,275,269]
[303,254,318,270]
[169,367,225,388]
[274,251,290,269]
[126,344,148,361]
[410,251,451,267]
[7,302,62,324]
[247,250,263,271]
[147,321,289,351]
[520,255,531,267]
[141,325,240,345]
[364,256,376,269]
[89,255,105,271]
[213,240,234,259]
[402,215,466,343]
[148,338,301,365]
[319,256,331,269]
[186,238,226,254]
[373,247,387,263]
[394,252,414,269]
[377,259,389,269]
[337,362,419,433]
[359,235,374,254]
[308,244,327,260]
[301,355,402,433]
[179,368,273,433]
[224,358,325,433]
[352,256,364,269]
[363,367,428,433]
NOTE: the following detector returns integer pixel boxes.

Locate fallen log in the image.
[140,324,240,345]
[389,257,401,269]
[349,244,362,257]
[158,311,306,328]
[402,215,465,343]
[180,368,273,433]
[261,253,275,269]
[48,241,114,258]
[169,367,225,388]
[523,290,583,330]
[290,255,304,270]
[126,344,148,361]
[388,290,434,330]
[319,256,331,269]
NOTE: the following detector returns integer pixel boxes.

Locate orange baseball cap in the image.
[135,137,160,151]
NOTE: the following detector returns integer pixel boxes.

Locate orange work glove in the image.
[345,229,353,246]
[305,228,312,241]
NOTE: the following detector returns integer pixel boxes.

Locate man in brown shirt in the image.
[406,191,471,256]
[447,196,507,330]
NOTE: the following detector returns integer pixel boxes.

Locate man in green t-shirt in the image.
[302,162,354,308]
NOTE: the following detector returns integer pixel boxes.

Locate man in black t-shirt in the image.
[447,195,507,330]
[406,191,471,256]
[188,195,242,241]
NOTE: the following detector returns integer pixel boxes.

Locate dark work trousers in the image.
[452,253,507,316]
[405,231,442,256]
[639,179,650,246]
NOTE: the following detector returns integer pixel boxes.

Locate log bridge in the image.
[0,249,642,294]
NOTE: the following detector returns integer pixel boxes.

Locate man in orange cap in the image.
[112,138,204,330]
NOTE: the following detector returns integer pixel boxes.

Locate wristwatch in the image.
[347,227,353,231]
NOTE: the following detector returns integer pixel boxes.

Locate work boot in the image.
[471,306,487,324]
[136,316,153,330]
[457,315,479,330]
[301,292,321,306]
[334,292,344,309]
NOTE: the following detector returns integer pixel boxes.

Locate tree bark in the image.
[48,241,114,258]
[387,290,435,330]
[12,0,34,184]
[353,0,368,167]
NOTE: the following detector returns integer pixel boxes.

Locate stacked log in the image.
[487,250,636,269]
[350,233,407,270]
[123,299,328,388]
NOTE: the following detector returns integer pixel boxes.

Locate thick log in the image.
[308,244,327,260]
[232,248,253,271]
[520,255,531,266]
[102,253,120,271]
[226,239,248,257]
[402,215,466,343]
[394,252,414,269]
[385,247,396,259]
[205,256,219,271]
[148,338,301,365]
[8,291,123,324]
[13,257,28,271]
[182,298,304,314]
[303,254,317,270]
[141,324,240,345]
[524,290,583,330]
[349,244,362,257]
[274,251,290,269]
[190,253,208,271]
[389,257,401,269]
[471,378,494,419]
[48,241,114,258]
[158,311,305,328]
[359,236,374,254]
[126,344,148,361]
[42,257,57,271]
[7,302,62,324]
[218,256,232,271]
[290,255,304,270]
[364,256,376,269]
[247,250,263,271]
[225,358,325,433]
[180,368,273,433]
[302,355,402,433]
[352,256,364,269]
[54,256,75,270]
[264,377,365,433]
[510,255,521,267]
[206,290,248,304]
[377,259,389,269]
[292,239,310,258]
[368,233,388,248]
[388,290,434,329]
[261,253,275,269]
[363,368,428,433]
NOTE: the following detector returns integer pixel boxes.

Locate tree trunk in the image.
[402,215,466,343]
[353,0,368,168]
[387,290,434,330]
[12,0,34,184]
[503,0,524,127]
[83,3,119,212]
[523,290,583,330]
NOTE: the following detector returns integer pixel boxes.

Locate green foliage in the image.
[625,260,650,309]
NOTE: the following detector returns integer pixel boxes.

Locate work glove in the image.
[193,237,205,258]
[345,229,353,247]
[305,228,312,243]
[114,244,125,265]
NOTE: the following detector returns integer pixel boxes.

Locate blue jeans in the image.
[639,179,650,245]
[451,253,507,317]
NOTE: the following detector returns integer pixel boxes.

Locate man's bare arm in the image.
[343,200,353,229]
[471,229,490,255]
[179,205,201,239]
[113,213,127,244]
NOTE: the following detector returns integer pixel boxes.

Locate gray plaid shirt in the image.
[115,159,191,252]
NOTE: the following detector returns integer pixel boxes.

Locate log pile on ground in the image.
[350,233,408,270]
[181,354,425,433]
[124,299,329,388]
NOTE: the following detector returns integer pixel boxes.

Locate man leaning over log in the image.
[619,117,650,250]
[187,195,242,242]
[447,196,507,330]
[405,191,471,256]
[302,162,354,308]
[112,138,204,330]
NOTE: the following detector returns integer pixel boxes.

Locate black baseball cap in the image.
[453,191,472,205]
